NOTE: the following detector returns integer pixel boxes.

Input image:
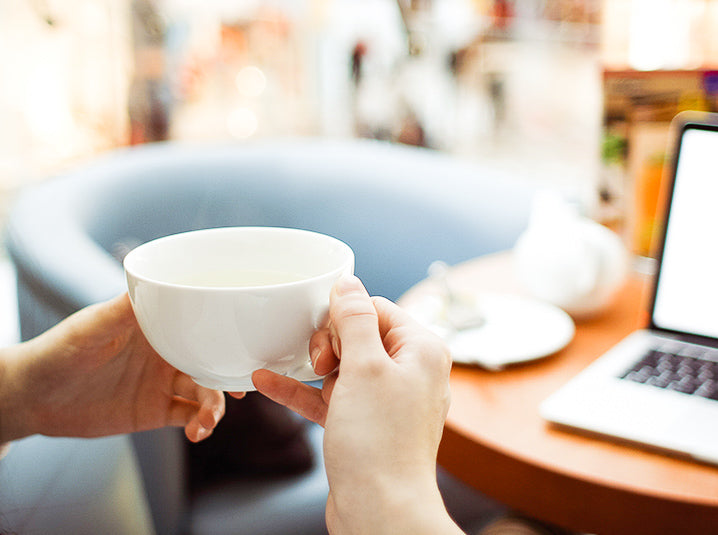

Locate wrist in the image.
[380,475,463,535]
[332,469,464,535]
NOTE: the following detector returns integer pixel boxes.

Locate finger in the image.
[228,391,247,399]
[51,293,135,353]
[372,296,412,338]
[167,397,218,442]
[78,293,136,333]
[329,323,341,360]
[309,328,338,376]
[329,275,384,366]
[252,369,328,426]
[167,397,200,430]
[173,373,225,430]
[373,296,445,346]
[196,398,224,430]
[185,414,214,442]
[372,296,436,342]
[108,292,135,322]
[372,296,451,370]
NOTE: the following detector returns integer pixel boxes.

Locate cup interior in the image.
[124,227,354,288]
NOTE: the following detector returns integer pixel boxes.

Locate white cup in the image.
[123,227,355,391]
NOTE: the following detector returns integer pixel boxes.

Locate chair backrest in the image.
[6,138,535,326]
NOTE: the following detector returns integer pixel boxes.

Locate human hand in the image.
[249,275,461,535]
[0,293,228,444]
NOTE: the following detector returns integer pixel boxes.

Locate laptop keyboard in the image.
[619,342,718,400]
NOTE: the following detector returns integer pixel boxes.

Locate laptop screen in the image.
[651,123,718,340]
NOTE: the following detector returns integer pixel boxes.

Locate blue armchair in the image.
[5,138,535,534]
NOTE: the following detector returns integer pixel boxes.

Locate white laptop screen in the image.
[652,125,718,340]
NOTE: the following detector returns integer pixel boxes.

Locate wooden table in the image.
[399,252,718,535]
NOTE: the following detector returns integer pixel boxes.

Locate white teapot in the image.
[513,191,629,319]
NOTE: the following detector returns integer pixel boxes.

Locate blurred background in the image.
[1,0,718,256]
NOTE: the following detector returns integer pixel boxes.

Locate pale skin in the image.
[240,275,465,535]
[0,279,461,533]
[0,293,227,445]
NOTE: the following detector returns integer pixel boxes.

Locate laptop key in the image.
[694,379,716,398]
[667,376,699,394]
[620,347,718,399]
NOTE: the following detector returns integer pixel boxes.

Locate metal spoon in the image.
[428,260,485,331]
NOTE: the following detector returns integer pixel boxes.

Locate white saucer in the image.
[405,292,575,370]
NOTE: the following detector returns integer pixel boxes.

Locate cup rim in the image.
[123,226,355,291]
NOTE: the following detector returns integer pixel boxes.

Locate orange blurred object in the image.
[632,154,665,257]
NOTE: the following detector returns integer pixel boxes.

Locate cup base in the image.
[192,367,325,392]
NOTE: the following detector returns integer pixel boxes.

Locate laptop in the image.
[540,113,718,465]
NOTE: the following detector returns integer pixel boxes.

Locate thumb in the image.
[61,293,135,340]
[329,275,384,366]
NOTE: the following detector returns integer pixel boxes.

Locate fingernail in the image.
[334,274,362,296]
[310,346,321,367]
[331,333,341,359]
